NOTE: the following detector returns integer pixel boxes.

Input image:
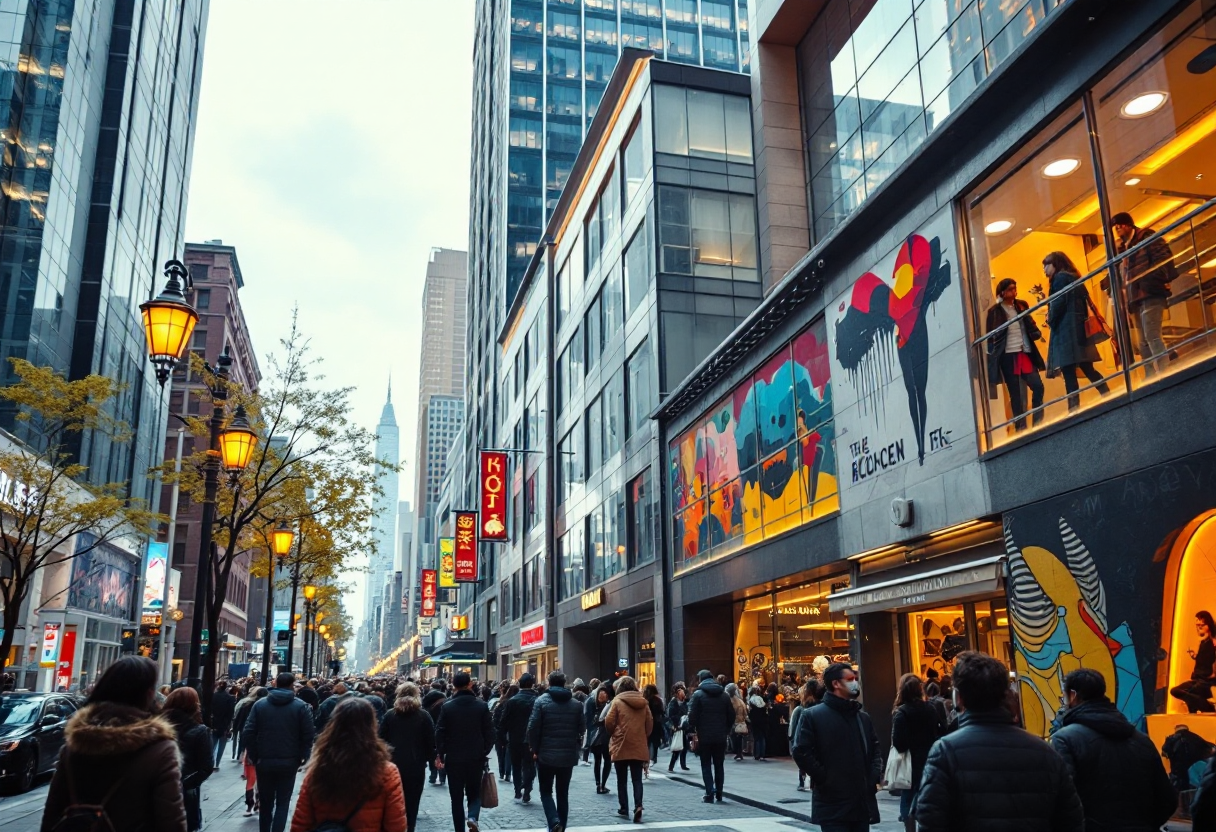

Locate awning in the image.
[423,639,485,665]
[828,556,1005,616]
[424,652,486,665]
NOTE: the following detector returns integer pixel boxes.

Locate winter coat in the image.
[915,707,1084,832]
[296,685,319,712]
[164,710,214,791]
[647,697,665,744]
[527,686,585,768]
[1046,270,1100,371]
[361,691,387,724]
[435,688,494,764]
[731,694,749,728]
[687,679,735,745]
[747,694,770,734]
[290,760,406,832]
[1192,754,1216,830]
[40,703,188,832]
[788,704,805,741]
[604,690,653,762]
[891,700,941,792]
[1120,225,1175,307]
[499,687,540,747]
[232,694,257,736]
[314,690,355,731]
[583,696,601,734]
[243,688,316,771]
[210,687,236,734]
[422,688,446,725]
[1048,700,1175,832]
[378,699,435,772]
[666,696,688,731]
[793,694,882,825]
[985,299,1046,383]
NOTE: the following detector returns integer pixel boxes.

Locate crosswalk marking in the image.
[479,818,799,832]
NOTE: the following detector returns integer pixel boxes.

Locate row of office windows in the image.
[558,466,658,599]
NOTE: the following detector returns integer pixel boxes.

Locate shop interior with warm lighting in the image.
[906,599,1012,680]
[968,0,1216,446]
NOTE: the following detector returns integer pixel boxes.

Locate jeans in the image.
[899,788,915,821]
[591,749,610,788]
[614,760,644,811]
[998,353,1045,429]
[509,742,534,797]
[1062,362,1109,410]
[752,732,767,760]
[429,756,447,785]
[444,759,483,832]
[730,732,744,758]
[698,741,726,798]
[211,731,228,768]
[1132,297,1168,377]
[255,767,297,832]
[820,823,870,832]
[495,741,510,778]
[538,764,573,830]
[1171,679,1215,713]
[396,764,426,832]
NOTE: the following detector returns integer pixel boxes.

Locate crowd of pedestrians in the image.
[33,650,1211,832]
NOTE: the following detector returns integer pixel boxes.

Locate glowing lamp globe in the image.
[271,522,295,558]
[220,405,258,473]
[140,261,198,384]
[303,584,317,601]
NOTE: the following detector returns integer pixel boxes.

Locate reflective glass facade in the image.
[0,0,207,503]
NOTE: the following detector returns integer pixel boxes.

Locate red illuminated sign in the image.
[479,452,508,540]
[454,511,479,582]
[420,570,437,617]
[520,620,547,651]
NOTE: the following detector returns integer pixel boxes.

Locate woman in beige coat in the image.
[605,676,653,823]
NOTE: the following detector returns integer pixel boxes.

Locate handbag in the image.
[883,746,913,791]
[687,730,699,754]
[670,728,684,752]
[1083,294,1111,344]
[480,764,499,809]
[733,721,749,734]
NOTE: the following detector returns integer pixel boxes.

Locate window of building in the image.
[666,28,699,64]
[585,165,621,275]
[624,222,650,315]
[510,117,542,148]
[511,78,542,112]
[512,570,522,620]
[586,396,603,473]
[559,422,583,504]
[654,86,753,162]
[559,524,584,599]
[547,82,581,117]
[195,289,210,309]
[658,186,759,281]
[585,295,602,371]
[626,339,653,437]
[602,261,623,342]
[585,49,619,84]
[570,324,585,388]
[548,9,580,39]
[703,34,738,69]
[585,15,618,46]
[701,0,734,31]
[556,257,572,330]
[967,0,1216,448]
[525,470,539,530]
[172,523,188,566]
[628,468,657,566]
[621,0,661,19]
[622,120,648,208]
[511,40,541,72]
[527,393,540,450]
[548,121,582,156]
[512,3,543,34]
[621,21,663,50]
[547,45,581,79]
[603,372,624,459]
[510,153,543,187]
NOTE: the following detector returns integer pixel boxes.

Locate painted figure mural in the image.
[834,234,952,465]
[670,319,838,567]
[1005,517,1144,738]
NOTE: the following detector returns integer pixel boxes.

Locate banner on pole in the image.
[454,511,479,582]
[479,452,508,540]
[439,537,457,588]
[420,570,437,617]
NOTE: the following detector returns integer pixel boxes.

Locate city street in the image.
[0,754,907,832]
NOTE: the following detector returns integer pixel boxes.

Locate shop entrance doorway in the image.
[905,599,1013,680]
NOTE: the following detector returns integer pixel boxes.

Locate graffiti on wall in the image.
[1005,517,1144,738]
[670,319,838,567]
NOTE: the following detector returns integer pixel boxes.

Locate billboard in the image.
[479,452,508,540]
[420,570,437,617]
[439,537,457,588]
[142,542,168,613]
[69,534,138,621]
[454,511,478,582]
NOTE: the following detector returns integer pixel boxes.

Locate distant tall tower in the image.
[365,380,400,657]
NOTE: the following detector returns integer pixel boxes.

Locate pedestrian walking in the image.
[915,651,1084,832]
[232,686,263,762]
[889,673,942,832]
[725,682,749,760]
[586,683,613,794]
[605,676,652,823]
[488,681,512,781]
[500,673,540,802]
[296,679,319,712]
[643,683,665,772]
[163,687,216,832]
[1193,754,1216,830]
[792,662,882,832]
[379,682,435,832]
[747,685,770,761]
[315,681,355,732]
[40,656,187,832]
[210,682,236,770]
[243,671,317,832]
[1048,668,1175,832]
[435,671,495,832]
[527,670,585,832]
[242,748,260,817]
[290,697,406,832]
[687,669,735,804]
[581,677,601,764]
[789,680,821,791]
[423,680,450,787]
[665,684,690,772]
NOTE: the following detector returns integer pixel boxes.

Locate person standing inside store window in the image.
[986,278,1046,430]
[1044,251,1111,411]
[1111,211,1176,378]
[1171,610,1216,713]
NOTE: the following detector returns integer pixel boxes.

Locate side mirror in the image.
[40,714,62,728]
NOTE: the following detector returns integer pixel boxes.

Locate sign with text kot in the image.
[479,451,508,540]
[454,511,479,582]
[420,570,437,617]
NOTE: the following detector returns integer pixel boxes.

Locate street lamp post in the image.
[261,522,295,683]
[302,584,317,677]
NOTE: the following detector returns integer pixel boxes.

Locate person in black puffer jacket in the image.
[527,671,586,832]
[890,673,942,832]
[242,672,316,832]
[435,672,494,832]
[916,652,1083,832]
[379,682,435,832]
[422,681,448,787]
[209,682,236,769]
[163,687,215,832]
[1048,668,1174,832]
[687,669,735,802]
[499,673,540,801]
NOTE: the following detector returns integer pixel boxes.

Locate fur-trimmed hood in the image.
[65,703,177,756]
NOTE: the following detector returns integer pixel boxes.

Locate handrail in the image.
[972,196,1216,348]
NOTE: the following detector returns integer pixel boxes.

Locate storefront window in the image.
[907,599,1011,679]
[968,0,1216,448]
[734,576,852,690]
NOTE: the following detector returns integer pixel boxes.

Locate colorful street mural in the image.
[1005,516,1144,738]
[670,319,839,568]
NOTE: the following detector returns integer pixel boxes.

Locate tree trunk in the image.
[1,594,21,673]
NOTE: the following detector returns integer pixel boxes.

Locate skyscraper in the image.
[0,1,208,505]
[361,382,399,664]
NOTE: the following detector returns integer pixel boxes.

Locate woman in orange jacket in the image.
[290,697,406,832]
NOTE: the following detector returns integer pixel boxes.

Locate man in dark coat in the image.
[916,651,1083,832]
[687,668,735,804]
[793,662,881,831]
[242,672,316,832]
[436,672,494,832]
[500,672,540,802]
[1192,754,1216,829]
[528,671,585,832]
[209,682,236,769]
[295,679,319,712]
[1112,211,1176,378]
[313,681,353,731]
[423,680,449,786]
[1048,668,1174,832]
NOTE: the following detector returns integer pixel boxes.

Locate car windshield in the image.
[0,696,42,727]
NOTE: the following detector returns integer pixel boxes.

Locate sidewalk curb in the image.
[665,772,815,824]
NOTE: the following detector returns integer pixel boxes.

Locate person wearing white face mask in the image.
[791,663,882,832]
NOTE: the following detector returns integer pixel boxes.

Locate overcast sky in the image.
[185,1,476,630]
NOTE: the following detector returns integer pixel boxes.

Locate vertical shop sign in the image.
[40,623,61,667]
[439,537,457,588]
[56,628,77,690]
[420,570,437,617]
[454,511,479,582]
[479,451,508,540]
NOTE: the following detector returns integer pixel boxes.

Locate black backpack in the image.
[307,798,367,832]
[50,763,128,832]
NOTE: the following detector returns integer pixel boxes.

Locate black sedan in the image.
[0,692,78,793]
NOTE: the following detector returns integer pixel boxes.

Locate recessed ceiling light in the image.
[984,219,1014,235]
[1042,158,1081,178]
[1125,177,1141,186]
[1023,227,1033,233]
[1120,91,1168,118]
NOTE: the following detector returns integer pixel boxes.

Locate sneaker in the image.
[522,792,531,804]
[680,766,691,771]
[797,785,808,792]
[702,795,714,803]
[514,793,522,802]
[715,796,724,803]
[617,808,629,817]
[243,809,253,817]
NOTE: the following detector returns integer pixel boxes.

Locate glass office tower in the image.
[0,0,207,503]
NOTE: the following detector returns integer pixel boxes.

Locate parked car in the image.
[0,693,78,793]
